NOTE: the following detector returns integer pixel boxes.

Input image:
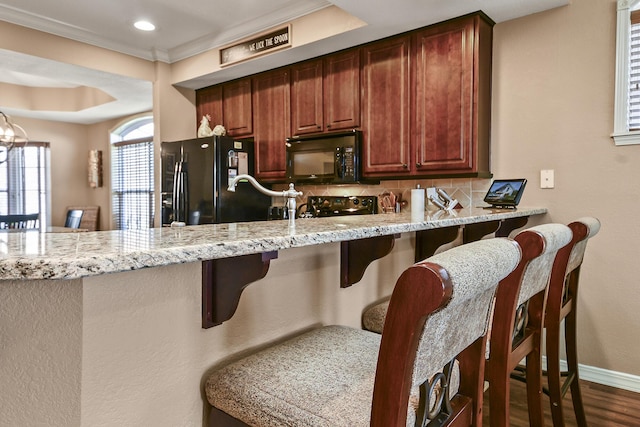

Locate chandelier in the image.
[0,112,28,163]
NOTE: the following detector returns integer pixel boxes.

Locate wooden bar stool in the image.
[205,238,522,427]
[363,223,573,426]
[485,224,572,427]
[544,217,600,426]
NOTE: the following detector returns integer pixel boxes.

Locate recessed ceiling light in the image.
[134,20,156,31]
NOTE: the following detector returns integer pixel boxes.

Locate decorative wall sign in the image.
[88,149,103,188]
[220,26,291,66]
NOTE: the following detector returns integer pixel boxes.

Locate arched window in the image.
[110,114,154,230]
[613,0,640,145]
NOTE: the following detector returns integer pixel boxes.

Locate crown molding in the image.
[0,1,331,63]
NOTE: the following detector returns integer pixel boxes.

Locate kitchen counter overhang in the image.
[0,207,546,282]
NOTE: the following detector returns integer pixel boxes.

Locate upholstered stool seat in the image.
[206,325,460,426]
[205,238,522,427]
[361,299,389,334]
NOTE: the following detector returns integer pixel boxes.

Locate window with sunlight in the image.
[111,115,154,230]
[614,0,640,144]
[0,142,51,228]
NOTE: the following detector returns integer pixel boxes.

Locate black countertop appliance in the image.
[161,136,271,225]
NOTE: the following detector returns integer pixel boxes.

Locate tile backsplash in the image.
[272,178,494,213]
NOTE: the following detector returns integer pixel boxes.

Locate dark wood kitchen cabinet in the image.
[195,11,493,180]
[324,49,360,131]
[222,79,253,137]
[252,68,290,181]
[290,49,360,136]
[361,35,412,177]
[195,85,222,130]
[412,13,493,176]
[291,59,323,135]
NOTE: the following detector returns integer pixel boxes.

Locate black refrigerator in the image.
[161,136,271,225]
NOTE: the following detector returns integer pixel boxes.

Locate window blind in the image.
[0,142,50,227]
[112,137,154,229]
[629,11,640,130]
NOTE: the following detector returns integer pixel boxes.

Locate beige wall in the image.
[492,0,639,375]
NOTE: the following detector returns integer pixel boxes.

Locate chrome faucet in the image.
[227,174,302,228]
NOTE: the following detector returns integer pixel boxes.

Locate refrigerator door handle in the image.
[172,161,188,223]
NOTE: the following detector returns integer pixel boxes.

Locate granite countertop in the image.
[0,207,546,281]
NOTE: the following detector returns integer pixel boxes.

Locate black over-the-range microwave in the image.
[285,129,362,184]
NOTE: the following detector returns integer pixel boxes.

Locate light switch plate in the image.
[540,169,554,188]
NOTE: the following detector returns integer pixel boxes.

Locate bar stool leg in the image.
[526,294,546,427]
[488,361,511,427]
[525,350,545,426]
[546,309,566,427]
[565,271,588,427]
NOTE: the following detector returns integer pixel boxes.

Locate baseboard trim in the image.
[542,357,640,394]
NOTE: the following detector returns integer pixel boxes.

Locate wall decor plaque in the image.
[220,26,291,66]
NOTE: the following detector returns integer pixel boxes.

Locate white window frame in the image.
[110,115,154,230]
[0,142,51,228]
[614,0,640,145]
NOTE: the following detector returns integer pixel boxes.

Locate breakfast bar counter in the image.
[0,207,546,427]
[0,206,546,280]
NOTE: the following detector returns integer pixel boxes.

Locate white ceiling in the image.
[0,0,569,124]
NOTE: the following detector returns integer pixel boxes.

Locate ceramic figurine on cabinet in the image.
[212,124,226,136]
[198,114,213,137]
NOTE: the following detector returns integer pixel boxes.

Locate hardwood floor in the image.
[482,378,640,426]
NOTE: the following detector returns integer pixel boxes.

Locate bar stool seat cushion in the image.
[362,299,389,334]
[205,325,459,427]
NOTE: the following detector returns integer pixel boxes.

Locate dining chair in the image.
[64,209,84,228]
[205,237,522,427]
[0,213,40,229]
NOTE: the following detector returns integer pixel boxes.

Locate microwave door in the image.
[290,150,335,182]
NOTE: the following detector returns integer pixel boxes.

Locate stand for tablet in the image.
[482,205,517,210]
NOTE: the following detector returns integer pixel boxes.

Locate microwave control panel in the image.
[337,146,355,179]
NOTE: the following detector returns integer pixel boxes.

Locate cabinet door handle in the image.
[416,162,422,167]
[402,164,408,169]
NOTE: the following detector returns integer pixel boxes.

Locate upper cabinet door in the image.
[253,69,290,181]
[361,36,411,177]
[223,79,253,137]
[413,14,492,174]
[196,85,222,132]
[291,59,323,135]
[324,49,360,131]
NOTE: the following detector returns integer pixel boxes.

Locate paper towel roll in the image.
[411,188,425,221]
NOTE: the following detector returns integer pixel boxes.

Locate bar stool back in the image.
[484,223,572,427]
[544,217,600,427]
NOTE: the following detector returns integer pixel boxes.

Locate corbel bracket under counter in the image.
[202,251,278,328]
[340,234,400,287]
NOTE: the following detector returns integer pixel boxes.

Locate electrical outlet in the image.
[540,170,554,189]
